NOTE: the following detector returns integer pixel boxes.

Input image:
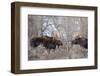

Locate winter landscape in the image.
[28,15,88,60]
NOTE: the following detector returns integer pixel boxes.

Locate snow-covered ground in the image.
[28,42,87,60]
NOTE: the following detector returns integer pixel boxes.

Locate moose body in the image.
[72,37,88,49]
[30,37,42,47]
[30,36,63,50]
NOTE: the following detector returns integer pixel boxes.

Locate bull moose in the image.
[30,36,63,51]
[71,37,88,49]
